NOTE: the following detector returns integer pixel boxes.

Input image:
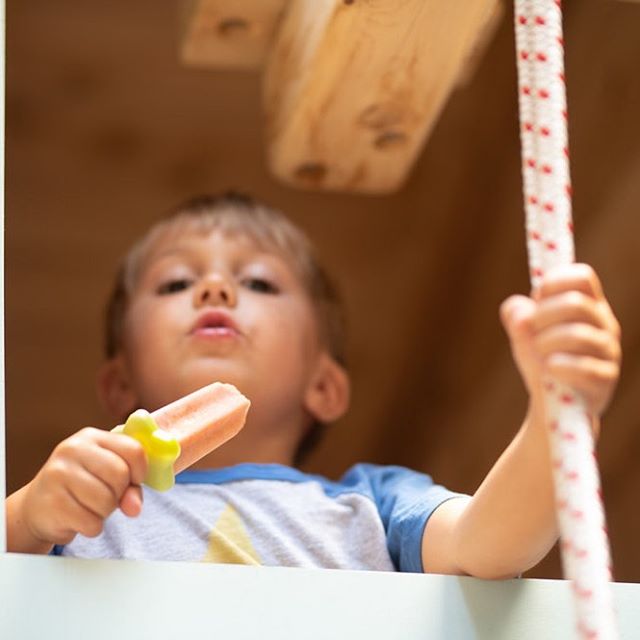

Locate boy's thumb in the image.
[500,295,535,341]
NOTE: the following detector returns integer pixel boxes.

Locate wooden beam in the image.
[456,1,505,88]
[264,0,503,193]
[180,0,287,69]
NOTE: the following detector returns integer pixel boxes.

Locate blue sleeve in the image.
[339,464,466,573]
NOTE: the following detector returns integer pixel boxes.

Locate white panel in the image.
[1,554,639,639]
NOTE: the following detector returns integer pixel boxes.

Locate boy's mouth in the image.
[190,311,240,339]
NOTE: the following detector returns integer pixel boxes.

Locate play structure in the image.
[3,1,640,638]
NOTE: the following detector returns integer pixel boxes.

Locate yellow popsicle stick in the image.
[114,409,181,492]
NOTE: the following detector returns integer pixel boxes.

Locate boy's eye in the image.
[241,277,279,294]
[156,279,193,295]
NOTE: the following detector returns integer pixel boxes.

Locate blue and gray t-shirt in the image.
[55,463,465,573]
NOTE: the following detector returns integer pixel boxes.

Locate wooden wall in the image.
[5,0,640,581]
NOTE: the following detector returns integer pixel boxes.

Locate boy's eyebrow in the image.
[140,246,198,272]
[147,245,192,262]
[143,245,291,274]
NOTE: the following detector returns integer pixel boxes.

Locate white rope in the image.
[514,2,618,638]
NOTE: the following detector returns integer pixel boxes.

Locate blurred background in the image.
[5,0,640,580]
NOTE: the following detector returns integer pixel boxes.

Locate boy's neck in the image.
[189,426,299,470]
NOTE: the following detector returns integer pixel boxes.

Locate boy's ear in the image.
[97,355,137,421]
[303,353,350,423]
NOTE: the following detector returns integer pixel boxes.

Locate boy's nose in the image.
[193,274,237,308]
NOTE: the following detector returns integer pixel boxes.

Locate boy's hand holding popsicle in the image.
[13,427,148,552]
[7,382,250,554]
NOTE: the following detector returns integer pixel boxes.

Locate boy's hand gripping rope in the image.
[514,1,618,638]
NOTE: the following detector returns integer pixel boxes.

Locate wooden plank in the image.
[264,0,503,194]
[180,0,287,69]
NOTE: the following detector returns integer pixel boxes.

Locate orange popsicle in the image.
[152,381,250,473]
[118,382,250,490]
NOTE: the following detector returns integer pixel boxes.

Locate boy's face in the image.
[117,228,328,430]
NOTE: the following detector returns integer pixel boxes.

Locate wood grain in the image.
[181,0,286,69]
[264,0,502,193]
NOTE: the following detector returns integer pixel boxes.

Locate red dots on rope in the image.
[577,623,598,640]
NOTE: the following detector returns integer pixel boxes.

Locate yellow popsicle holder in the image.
[113,409,181,492]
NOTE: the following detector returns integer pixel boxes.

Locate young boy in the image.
[5,192,621,578]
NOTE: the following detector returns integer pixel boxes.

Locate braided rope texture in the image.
[514,1,618,638]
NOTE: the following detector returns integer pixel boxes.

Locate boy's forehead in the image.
[137,224,303,275]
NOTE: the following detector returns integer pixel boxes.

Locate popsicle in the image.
[114,382,250,491]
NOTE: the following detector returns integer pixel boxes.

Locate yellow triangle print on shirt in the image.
[203,503,262,565]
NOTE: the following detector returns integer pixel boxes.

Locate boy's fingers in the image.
[546,354,619,411]
[500,295,536,339]
[93,430,148,486]
[547,354,620,386]
[531,291,617,335]
[67,466,120,520]
[60,485,107,539]
[534,263,604,301]
[80,446,136,503]
[119,485,143,518]
[535,324,621,363]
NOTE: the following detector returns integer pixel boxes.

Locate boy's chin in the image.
[176,363,251,397]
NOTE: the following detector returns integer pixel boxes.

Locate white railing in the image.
[1,554,639,639]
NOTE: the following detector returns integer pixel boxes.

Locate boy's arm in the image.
[421,264,620,579]
[5,428,147,554]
